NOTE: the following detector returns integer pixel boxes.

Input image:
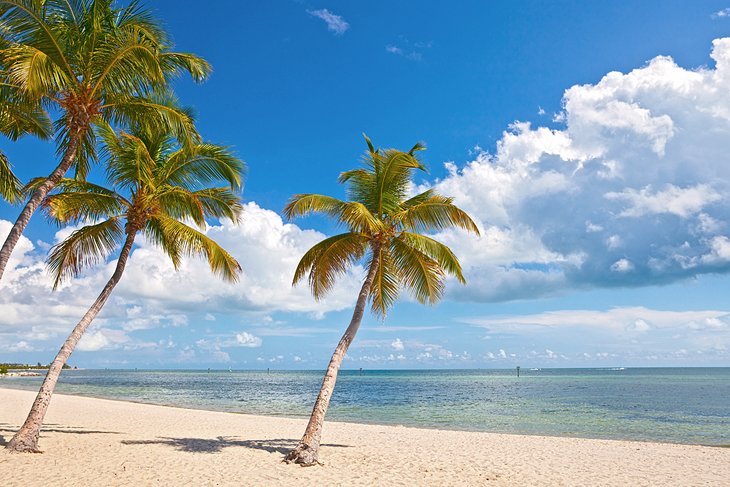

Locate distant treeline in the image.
[0,363,71,370]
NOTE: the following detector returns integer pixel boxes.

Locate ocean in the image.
[2,367,728,446]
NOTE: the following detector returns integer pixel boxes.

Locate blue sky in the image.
[2,1,730,368]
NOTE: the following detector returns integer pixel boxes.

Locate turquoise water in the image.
[3,368,729,446]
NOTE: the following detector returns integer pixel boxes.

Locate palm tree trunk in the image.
[6,230,136,453]
[0,134,81,283]
[285,245,382,466]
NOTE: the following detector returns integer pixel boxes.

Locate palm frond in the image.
[103,93,200,147]
[395,190,480,235]
[292,232,368,300]
[159,143,244,190]
[0,0,76,80]
[390,236,445,305]
[369,246,400,317]
[190,187,243,223]
[397,232,466,283]
[43,179,126,225]
[148,215,241,282]
[46,217,124,289]
[104,130,156,189]
[158,52,211,83]
[284,193,380,233]
[0,84,52,140]
[0,150,21,202]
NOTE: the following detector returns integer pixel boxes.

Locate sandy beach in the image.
[1,388,728,486]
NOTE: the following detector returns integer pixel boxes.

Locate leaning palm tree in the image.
[0,0,210,281]
[0,79,53,202]
[6,122,244,452]
[283,135,480,465]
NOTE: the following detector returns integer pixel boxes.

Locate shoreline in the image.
[2,388,729,486]
[2,384,726,448]
[2,382,728,449]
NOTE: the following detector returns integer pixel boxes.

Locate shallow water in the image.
[3,367,729,445]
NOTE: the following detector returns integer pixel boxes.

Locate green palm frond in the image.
[43,179,126,225]
[395,190,480,235]
[154,186,206,227]
[391,236,445,305]
[0,0,76,80]
[374,148,425,215]
[0,84,53,140]
[148,215,241,282]
[103,93,199,147]
[159,143,244,190]
[397,232,466,283]
[2,44,72,97]
[0,150,21,202]
[143,214,182,269]
[46,217,124,289]
[369,246,400,316]
[284,194,380,233]
[191,187,243,223]
[104,130,156,189]
[88,27,166,98]
[293,232,368,300]
[158,52,212,83]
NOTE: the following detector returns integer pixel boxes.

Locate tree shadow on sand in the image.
[121,436,351,454]
[0,422,122,445]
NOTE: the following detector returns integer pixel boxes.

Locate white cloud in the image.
[430,38,730,301]
[0,203,363,354]
[610,258,634,272]
[307,9,349,35]
[391,338,404,351]
[713,8,730,19]
[77,329,132,352]
[235,331,262,348]
[466,307,729,333]
[385,38,431,61]
[605,184,722,218]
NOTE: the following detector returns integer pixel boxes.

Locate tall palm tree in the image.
[0,79,52,202]
[0,0,209,281]
[6,122,245,452]
[282,135,480,465]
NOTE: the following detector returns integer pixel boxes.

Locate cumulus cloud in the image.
[431,38,730,300]
[0,203,362,354]
[391,337,404,351]
[307,9,349,35]
[235,331,263,348]
[712,8,730,19]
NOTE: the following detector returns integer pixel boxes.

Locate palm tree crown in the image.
[285,135,480,315]
[43,120,244,287]
[0,0,209,172]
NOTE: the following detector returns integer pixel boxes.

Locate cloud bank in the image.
[434,38,730,301]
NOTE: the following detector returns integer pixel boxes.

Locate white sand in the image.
[1,387,728,486]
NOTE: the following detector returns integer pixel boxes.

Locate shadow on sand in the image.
[0,422,122,445]
[121,436,351,454]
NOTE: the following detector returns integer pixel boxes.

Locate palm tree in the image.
[6,122,245,452]
[0,80,52,202]
[0,0,209,281]
[282,135,480,465]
